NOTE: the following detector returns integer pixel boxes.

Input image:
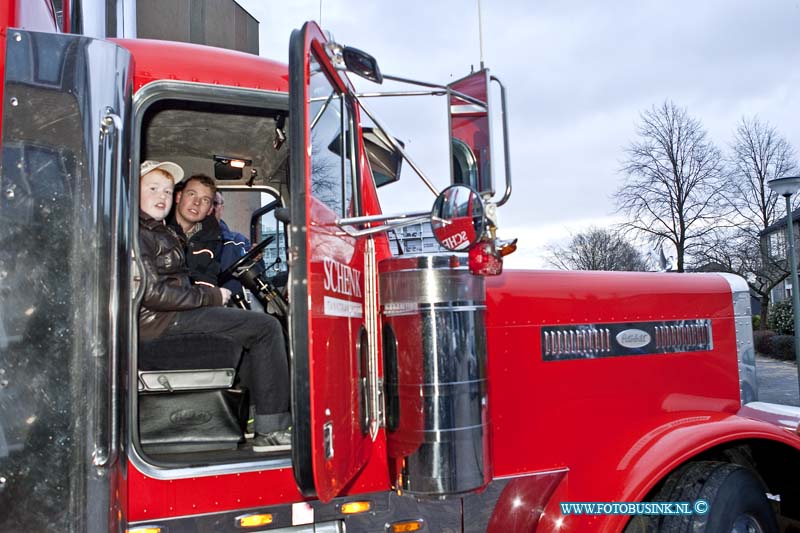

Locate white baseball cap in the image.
[140,160,185,183]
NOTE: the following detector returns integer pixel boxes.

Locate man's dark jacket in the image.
[139,211,222,340]
[167,214,223,287]
[219,219,251,293]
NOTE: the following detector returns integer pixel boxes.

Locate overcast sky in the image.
[236,0,800,268]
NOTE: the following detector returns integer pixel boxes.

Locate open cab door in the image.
[288,22,377,502]
[0,30,132,530]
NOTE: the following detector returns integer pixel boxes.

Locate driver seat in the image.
[137,333,248,454]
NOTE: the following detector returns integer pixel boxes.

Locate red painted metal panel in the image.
[485,270,736,476]
[483,269,800,530]
[127,463,303,519]
[0,1,16,31]
[294,21,383,502]
[449,69,492,193]
[111,38,289,94]
[126,435,391,521]
[487,470,567,532]
[306,197,374,501]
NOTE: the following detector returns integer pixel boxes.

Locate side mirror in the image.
[448,70,492,195]
[363,127,404,188]
[431,185,486,251]
[275,207,291,223]
[342,46,383,84]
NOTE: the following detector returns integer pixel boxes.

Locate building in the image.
[262,222,289,277]
[137,0,258,54]
[759,207,800,303]
[389,221,446,255]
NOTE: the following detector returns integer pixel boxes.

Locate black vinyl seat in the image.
[137,333,248,454]
[138,333,242,392]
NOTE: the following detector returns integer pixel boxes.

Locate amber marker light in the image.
[387,519,424,532]
[340,501,371,514]
[125,527,163,533]
[236,513,274,528]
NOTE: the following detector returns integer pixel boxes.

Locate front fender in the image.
[620,411,800,502]
[534,411,800,532]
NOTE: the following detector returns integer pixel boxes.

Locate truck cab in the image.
[0,11,509,530]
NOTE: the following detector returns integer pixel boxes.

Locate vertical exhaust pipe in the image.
[118,0,137,38]
[68,0,137,38]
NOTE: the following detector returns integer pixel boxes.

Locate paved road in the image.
[756,354,799,406]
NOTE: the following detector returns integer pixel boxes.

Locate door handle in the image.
[93,110,122,467]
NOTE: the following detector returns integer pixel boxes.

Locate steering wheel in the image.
[219,235,275,283]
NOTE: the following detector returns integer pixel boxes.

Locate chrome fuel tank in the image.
[380,254,490,496]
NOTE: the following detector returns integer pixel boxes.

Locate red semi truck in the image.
[1,2,800,532]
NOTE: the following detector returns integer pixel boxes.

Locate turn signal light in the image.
[126,527,163,533]
[237,513,274,527]
[387,519,424,532]
[468,240,503,276]
[340,501,371,514]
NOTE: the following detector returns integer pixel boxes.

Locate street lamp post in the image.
[767,175,800,400]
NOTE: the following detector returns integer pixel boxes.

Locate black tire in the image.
[625,461,778,532]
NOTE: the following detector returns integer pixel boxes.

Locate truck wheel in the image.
[625,461,778,532]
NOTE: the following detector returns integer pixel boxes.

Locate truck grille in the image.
[541,319,713,360]
[542,328,612,356]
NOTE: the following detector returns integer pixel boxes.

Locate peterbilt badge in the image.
[616,329,651,348]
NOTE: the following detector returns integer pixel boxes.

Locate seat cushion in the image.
[139,333,242,371]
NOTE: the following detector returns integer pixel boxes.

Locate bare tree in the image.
[692,117,797,326]
[615,101,726,272]
[728,116,796,234]
[546,227,647,271]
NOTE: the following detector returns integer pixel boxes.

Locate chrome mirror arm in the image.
[380,74,488,109]
[336,213,431,238]
[355,89,448,98]
[338,209,429,226]
[351,94,439,196]
[354,88,486,109]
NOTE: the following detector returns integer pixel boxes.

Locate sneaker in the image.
[244,418,255,439]
[252,429,292,452]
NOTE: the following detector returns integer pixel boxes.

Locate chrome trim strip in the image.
[717,273,758,404]
[379,255,482,304]
[127,444,291,481]
[133,79,289,115]
[542,320,712,360]
[451,103,486,114]
[365,237,381,437]
[383,304,487,317]
[137,369,235,392]
[493,466,570,481]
